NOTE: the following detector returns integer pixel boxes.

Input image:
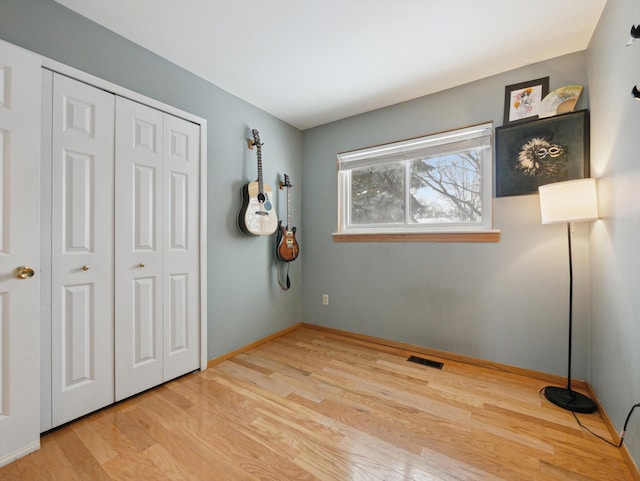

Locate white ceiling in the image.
[55,0,607,130]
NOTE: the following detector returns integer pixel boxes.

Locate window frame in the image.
[336,122,497,240]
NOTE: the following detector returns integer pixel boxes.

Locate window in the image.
[336,122,495,238]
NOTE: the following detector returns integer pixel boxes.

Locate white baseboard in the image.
[0,440,40,468]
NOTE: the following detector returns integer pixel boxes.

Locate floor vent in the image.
[407,355,443,369]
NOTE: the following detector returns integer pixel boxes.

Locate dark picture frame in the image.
[503,77,549,125]
[495,110,590,197]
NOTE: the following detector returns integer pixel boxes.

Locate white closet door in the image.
[115,97,164,401]
[0,41,41,467]
[50,73,115,427]
[163,114,200,381]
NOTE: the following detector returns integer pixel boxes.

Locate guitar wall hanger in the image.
[247,137,263,150]
[628,25,640,101]
[627,24,640,46]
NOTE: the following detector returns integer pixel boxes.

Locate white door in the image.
[0,41,41,466]
[48,73,115,427]
[115,97,164,401]
[163,114,200,381]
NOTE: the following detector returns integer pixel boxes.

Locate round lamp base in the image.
[544,386,597,413]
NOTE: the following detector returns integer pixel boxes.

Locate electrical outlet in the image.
[322,294,329,305]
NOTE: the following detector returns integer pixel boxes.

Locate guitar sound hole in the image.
[257,193,266,203]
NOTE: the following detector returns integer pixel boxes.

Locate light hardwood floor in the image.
[2,327,634,480]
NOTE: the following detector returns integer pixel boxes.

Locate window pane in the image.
[350,162,404,224]
[337,122,492,233]
[409,150,482,224]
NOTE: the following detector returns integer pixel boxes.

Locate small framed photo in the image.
[503,77,549,125]
[495,110,589,197]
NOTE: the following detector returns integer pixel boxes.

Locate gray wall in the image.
[588,0,640,467]
[0,0,303,360]
[301,53,593,379]
[6,0,638,470]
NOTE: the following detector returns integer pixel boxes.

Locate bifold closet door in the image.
[114,98,200,401]
[49,73,115,427]
[115,98,164,401]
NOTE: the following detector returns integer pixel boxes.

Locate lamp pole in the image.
[543,221,597,413]
[566,222,573,392]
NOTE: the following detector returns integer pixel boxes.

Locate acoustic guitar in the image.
[238,129,278,236]
[276,174,299,262]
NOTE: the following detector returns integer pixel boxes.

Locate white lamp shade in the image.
[538,178,599,224]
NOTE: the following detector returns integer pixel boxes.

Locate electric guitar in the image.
[276,174,299,262]
[238,129,278,236]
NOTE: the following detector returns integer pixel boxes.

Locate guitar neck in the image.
[257,149,264,194]
[252,129,264,194]
[286,182,292,228]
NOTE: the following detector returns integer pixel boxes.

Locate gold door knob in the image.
[138,263,145,268]
[16,266,35,279]
[82,265,90,271]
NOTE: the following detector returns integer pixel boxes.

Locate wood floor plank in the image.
[161,378,322,480]
[0,459,23,481]
[138,418,240,480]
[51,426,112,481]
[142,443,198,481]
[71,415,119,465]
[14,447,52,481]
[38,432,84,481]
[125,397,261,481]
[0,327,634,480]
[100,454,144,481]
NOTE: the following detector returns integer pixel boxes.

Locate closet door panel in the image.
[115,97,164,401]
[50,74,115,427]
[163,115,200,380]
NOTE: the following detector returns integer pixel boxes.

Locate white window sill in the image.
[332,230,501,243]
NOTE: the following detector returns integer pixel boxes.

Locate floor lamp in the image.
[538,178,598,414]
